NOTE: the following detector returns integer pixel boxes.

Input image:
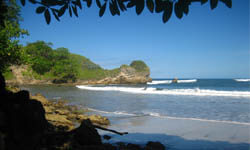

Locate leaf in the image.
[220,0,232,8]
[201,0,208,5]
[174,2,183,19]
[118,0,127,11]
[112,0,120,15]
[127,0,135,8]
[21,0,25,6]
[99,2,106,17]
[29,0,37,4]
[183,5,189,15]
[135,0,144,15]
[52,9,60,21]
[69,5,72,17]
[146,0,154,13]
[210,0,218,10]
[76,0,82,9]
[72,5,78,17]
[36,6,46,14]
[109,2,116,16]
[162,2,173,23]
[86,0,92,7]
[96,0,101,8]
[44,9,51,24]
[155,0,164,13]
[58,4,67,17]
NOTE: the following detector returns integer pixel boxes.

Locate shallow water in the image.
[22,79,250,124]
[21,79,250,149]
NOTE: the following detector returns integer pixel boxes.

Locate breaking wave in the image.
[147,80,172,85]
[235,79,250,82]
[147,79,197,85]
[87,107,250,126]
[76,85,250,98]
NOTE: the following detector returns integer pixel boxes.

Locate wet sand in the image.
[99,116,250,150]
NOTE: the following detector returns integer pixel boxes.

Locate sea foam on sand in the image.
[99,116,250,150]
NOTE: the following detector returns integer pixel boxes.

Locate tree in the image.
[20,0,232,24]
[0,0,28,72]
[23,41,54,74]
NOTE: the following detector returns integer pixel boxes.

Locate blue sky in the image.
[19,0,249,78]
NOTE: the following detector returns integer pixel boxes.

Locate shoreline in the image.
[101,115,250,150]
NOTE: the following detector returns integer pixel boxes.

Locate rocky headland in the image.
[6,61,152,85]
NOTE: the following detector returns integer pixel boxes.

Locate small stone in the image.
[103,135,111,140]
[145,141,165,150]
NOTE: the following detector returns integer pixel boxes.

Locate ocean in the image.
[21,79,250,149]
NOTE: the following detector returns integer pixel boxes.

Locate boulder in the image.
[55,109,70,115]
[145,141,165,150]
[5,98,48,150]
[88,115,110,126]
[31,93,49,105]
[45,114,74,131]
[73,119,102,146]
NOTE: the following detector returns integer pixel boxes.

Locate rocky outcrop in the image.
[94,65,151,84]
[6,60,152,85]
[30,92,110,131]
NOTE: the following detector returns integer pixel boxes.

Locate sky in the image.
[19,0,249,79]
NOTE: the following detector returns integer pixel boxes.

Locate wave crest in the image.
[76,85,250,98]
[86,107,250,126]
[235,79,250,82]
[147,79,197,85]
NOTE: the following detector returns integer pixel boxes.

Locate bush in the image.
[130,60,149,72]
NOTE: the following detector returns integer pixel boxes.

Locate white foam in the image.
[76,85,250,98]
[143,112,250,125]
[147,79,197,85]
[177,79,197,83]
[87,107,250,126]
[235,79,250,82]
[159,116,250,126]
[87,107,136,116]
[147,80,172,85]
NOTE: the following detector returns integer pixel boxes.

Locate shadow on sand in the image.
[102,132,250,150]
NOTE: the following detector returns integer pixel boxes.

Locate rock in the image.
[103,135,111,140]
[145,141,165,150]
[126,143,142,150]
[43,106,54,114]
[55,109,70,115]
[0,131,5,150]
[5,98,48,150]
[88,115,110,126]
[172,78,178,83]
[31,93,50,105]
[76,114,88,121]
[46,114,73,126]
[73,119,102,146]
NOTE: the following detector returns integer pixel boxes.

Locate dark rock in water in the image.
[126,143,142,150]
[103,135,111,140]
[172,78,178,83]
[145,141,165,150]
[73,119,102,146]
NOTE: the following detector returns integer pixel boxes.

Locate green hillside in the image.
[4,41,149,83]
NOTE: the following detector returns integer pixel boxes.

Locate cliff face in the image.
[6,60,152,85]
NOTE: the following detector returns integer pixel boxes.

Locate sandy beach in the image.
[100,116,250,150]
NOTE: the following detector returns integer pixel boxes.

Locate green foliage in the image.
[0,0,28,72]
[20,0,232,24]
[3,68,15,80]
[23,41,53,74]
[20,41,149,82]
[130,60,149,72]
